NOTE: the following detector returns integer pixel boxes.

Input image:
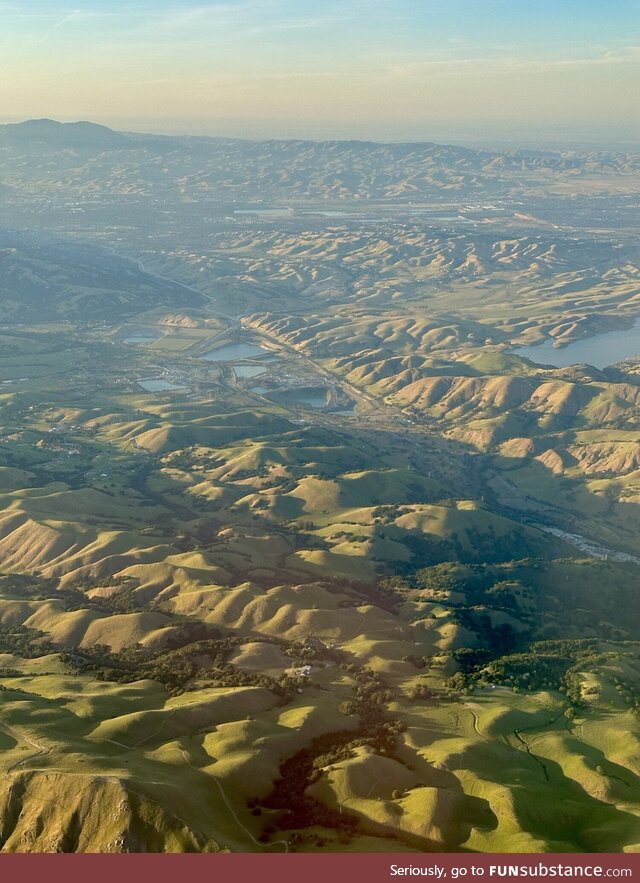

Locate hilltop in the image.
[0,119,130,150]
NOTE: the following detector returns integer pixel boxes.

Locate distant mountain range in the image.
[0,119,637,202]
[0,118,130,150]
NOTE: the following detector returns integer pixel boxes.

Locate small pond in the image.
[233,364,267,379]
[138,379,184,392]
[124,332,161,345]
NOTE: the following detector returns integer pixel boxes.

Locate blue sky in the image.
[0,0,638,141]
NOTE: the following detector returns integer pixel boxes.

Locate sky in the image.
[0,0,639,143]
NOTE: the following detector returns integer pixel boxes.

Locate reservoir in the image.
[204,342,267,361]
[513,319,640,369]
[233,364,267,379]
[124,332,161,345]
[139,379,184,392]
[291,392,327,409]
[250,386,328,409]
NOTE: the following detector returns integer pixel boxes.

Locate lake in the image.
[331,401,357,415]
[250,386,328,409]
[124,332,161,345]
[290,392,327,409]
[233,364,267,378]
[139,379,184,392]
[204,342,267,361]
[513,319,640,369]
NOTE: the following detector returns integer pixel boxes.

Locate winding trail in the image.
[464,704,484,738]
[0,722,51,772]
[178,748,289,853]
[99,695,288,852]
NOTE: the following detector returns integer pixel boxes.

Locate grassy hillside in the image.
[0,129,637,852]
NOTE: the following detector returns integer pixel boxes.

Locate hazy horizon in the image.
[1,116,639,151]
[1,0,638,146]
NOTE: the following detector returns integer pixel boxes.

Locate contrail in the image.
[36,9,82,44]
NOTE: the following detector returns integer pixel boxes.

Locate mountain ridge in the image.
[0,118,130,149]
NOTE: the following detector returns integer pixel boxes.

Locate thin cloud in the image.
[248,16,346,34]
[390,46,640,76]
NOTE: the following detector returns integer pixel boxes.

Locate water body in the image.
[139,379,184,392]
[274,389,328,409]
[513,320,640,369]
[204,342,267,361]
[124,332,161,345]
[250,387,327,409]
[331,402,357,415]
[291,393,327,409]
[233,364,267,379]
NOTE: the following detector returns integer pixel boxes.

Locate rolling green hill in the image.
[0,125,637,853]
